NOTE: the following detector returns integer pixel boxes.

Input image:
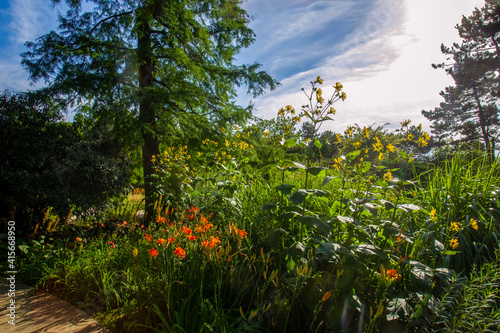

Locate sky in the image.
[0,0,488,133]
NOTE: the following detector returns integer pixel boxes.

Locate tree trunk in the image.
[138,10,159,225]
[472,82,494,161]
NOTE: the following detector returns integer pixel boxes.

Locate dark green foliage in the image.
[0,92,131,233]
[423,3,500,157]
[21,0,278,222]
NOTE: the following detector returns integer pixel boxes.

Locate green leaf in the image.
[260,204,277,211]
[356,161,371,174]
[346,150,361,161]
[288,189,309,206]
[397,203,422,211]
[306,166,325,176]
[387,298,411,321]
[298,215,331,235]
[266,228,288,245]
[352,244,386,259]
[313,139,322,149]
[276,184,294,196]
[321,176,337,187]
[292,161,307,169]
[276,211,301,222]
[283,138,297,148]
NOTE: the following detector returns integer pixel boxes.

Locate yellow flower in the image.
[450,238,459,250]
[353,141,362,148]
[316,76,323,84]
[373,142,384,152]
[383,171,392,182]
[451,222,460,233]
[336,133,342,143]
[363,127,370,138]
[469,218,479,230]
[340,92,347,101]
[417,124,422,131]
[407,134,414,141]
[386,143,395,153]
[345,126,354,136]
[429,208,437,221]
[378,152,384,161]
[263,131,269,138]
[132,248,138,257]
[335,82,343,92]
[418,137,428,147]
[329,107,336,114]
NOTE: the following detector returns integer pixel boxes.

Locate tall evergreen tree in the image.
[422,3,500,158]
[22,0,278,221]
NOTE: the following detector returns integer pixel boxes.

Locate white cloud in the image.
[243,0,486,134]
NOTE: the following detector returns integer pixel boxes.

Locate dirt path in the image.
[0,276,110,333]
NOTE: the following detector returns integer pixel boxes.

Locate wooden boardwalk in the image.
[0,276,110,333]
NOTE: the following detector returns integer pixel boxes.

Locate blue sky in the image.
[0,0,487,133]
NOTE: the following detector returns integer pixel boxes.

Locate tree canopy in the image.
[22,0,278,221]
[422,3,500,157]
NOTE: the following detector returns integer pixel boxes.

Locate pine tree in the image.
[423,3,500,158]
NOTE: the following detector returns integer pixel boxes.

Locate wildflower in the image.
[322,291,332,302]
[335,82,343,92]
[157,217,166,224]
[75,237,83,242]
[174,246,186,260]
[237,229,248,239]
[363,127,370,138]
[157,238,167,245]
[132,248,138,257]
[450,238,459,250]
[167,236,175,244]
[316,76,323,84]
[378,152,384,161]
[145,234,153,242]
[340,92,347,101]
[429,209,437,222]
[383,171,393,182]
[329,107,336,114]
[186,234,197,241]
[335,133,342,143]
[149,248,159,259]
[107,241,116,249]
[418,136,428,147]
[407,134,414,141]
[469,218,479,230]
[182,227,192,235]
[353,141,362,148]
[386,269,401,282]
[386,143,395,153]
[451,222,460,233]
[372,142,384,152]
[264,131,270,138]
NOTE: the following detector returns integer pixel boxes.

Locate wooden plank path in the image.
[0,276,110,333]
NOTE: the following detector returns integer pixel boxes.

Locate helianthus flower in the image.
[429,208,437,222]
[383,171,393,182]
[451,222,460,233]
[469,218,479,230]
[450,238,459,250]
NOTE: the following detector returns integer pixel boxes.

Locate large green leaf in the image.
[387,298,412,321]
[306,166,325,176]
[288,189,309,206]
[276,184,294,196]
[298,215,331,235]
[321,176,337,187]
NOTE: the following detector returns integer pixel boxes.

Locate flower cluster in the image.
[134,207,249,263]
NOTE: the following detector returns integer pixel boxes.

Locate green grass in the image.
[13,148,500,332]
